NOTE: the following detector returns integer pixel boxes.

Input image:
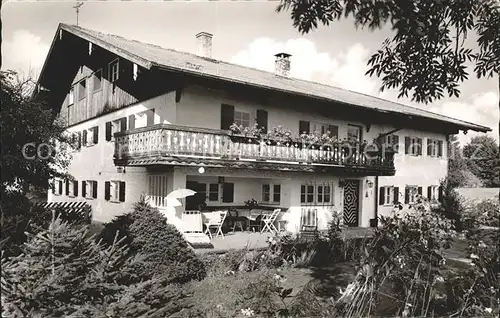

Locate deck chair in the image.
[261,209,281,234]
[203,210,228,239]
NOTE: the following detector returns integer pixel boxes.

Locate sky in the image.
[2,1,498,144]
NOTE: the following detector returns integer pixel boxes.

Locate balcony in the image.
[114,124,395,175]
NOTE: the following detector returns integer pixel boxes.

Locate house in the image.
[39,24,490,242]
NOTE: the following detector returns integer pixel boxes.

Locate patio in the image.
[193,227,375,254]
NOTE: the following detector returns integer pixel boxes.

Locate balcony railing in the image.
[114,124,395,173]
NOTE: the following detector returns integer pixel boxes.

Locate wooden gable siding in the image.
[61,63,138,126]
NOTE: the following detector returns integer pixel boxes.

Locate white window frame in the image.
[310,122,330,136]
[208,183,220,202]
[85,127,95,146]
[234,110,250,128]
[68,87,75,105]
[429,185,439,201]
[84,180,96,199]
[428,139,440,157]
[110,119,125,141]
[261,184,281,204]
[317,184,332,204]
[93,69,102,92]
[110,180,121,202]
[109,59,119,82]
[407,186,418,204]
[409,137,420,156]
[382,186,394,205]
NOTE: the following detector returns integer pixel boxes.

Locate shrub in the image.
[100,197,206,283]
[1,218,193,317]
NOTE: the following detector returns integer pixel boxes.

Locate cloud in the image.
[2,30,49,77]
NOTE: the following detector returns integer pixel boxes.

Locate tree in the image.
[1,70,72,198]
[448,135,483,188]
[463,135,500,186]
[276,0,499,138]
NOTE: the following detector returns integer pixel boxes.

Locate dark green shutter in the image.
[93,126,99,145]
[92,181,98,199]
[427,138,432,156]
[418,186,423,195]
[82,130,87,145]
[105,121,112,141]
[222,182,234,203]
[146,109,155,126]
[427,186,432,200]
[379,187,385,205]
[104,181,110,201]
[256,109,268,133]
[119,117,127,132]
[393,187,399,203]
[438,140,443,157]
[119,182,126,202]
[82,181,87,197]
[405,137,410,154]
[77,131,82,149]
[74,181,79,196]
[404,187,410,204]
[66,180,70,195]
[417,138,422,155]
[438,186,444,203]
[299,120,310,134]
[128,114,135,130]
[221,104,234,130]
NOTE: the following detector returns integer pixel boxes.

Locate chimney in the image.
[274,53,292,77]
[196,32,213,58]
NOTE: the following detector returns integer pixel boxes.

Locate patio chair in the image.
[261,209,281,234]
[203,210,228,239]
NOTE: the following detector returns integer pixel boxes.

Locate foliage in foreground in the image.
[1,219,193,317]
[99,197,206,284]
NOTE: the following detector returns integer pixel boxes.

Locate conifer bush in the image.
[1,218,193,317]
[100,197,207,283]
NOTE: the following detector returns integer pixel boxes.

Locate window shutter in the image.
[220,104,234,130]
[66,180,70,195]
[92,181,98,199]
[119,117,127,132]
[146,109,155,126]
[119,182,126,202]
[417,138,423,155]
[393,135,400,153]
[82,181,87,197]
[418,186,423,196]
[104,181,110,201]
[82,130,87,145]
[93,126,99,145]
[405,137,410,154]
[128,114,135,130]
[256,109,268,133]
[438,140,443,157]
[299,120,310,134]
[222,182,234,203]
[379,187,385,205]
[438,186,443,203]
[52,180,55,194]
[427,186,432,199]
[74,181,79,197]
[427,138,432,156]
[58,180,63,195]
[328,125,339,139]
[393,187,399,203]
[404,187,410,204]
[105,121,112,141]
[77,131,82,150]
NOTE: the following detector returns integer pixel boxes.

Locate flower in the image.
[241,308,255,316]
[485,308,492,313]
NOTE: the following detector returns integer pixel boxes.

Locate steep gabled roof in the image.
[40,23,491,133]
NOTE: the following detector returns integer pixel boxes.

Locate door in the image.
[343,179,360,227]
[185,181,207,210]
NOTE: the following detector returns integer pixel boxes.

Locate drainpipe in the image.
[372,176,379,227]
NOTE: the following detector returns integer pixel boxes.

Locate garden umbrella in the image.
[166,188,196,199]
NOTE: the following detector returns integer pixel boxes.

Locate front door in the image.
[343,179,360,227]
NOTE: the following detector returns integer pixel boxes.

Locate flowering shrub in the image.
[462,197,500,228]
[229,123,262,137]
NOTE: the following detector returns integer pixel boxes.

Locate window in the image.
[82,126,99,146]
[148,175,168,207]
[208,183,219,201]
[93,69,102,92]
[428,185,440,201]
[53,179,63,195]
[105,180,126,202]
[109,59,119,82]
[300,185,315,204]
[317,184,331,203]
[385,135,400,153]
[82,180,98,199]
[78,79,86,100]
[347,125,362,143]
[106,117,127,141]
[234,110,250,128]
[68,87,75,105]
[404,185,421,204]
[427,139,443,157]
[405,137,422,156]
[261,184,281,203]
